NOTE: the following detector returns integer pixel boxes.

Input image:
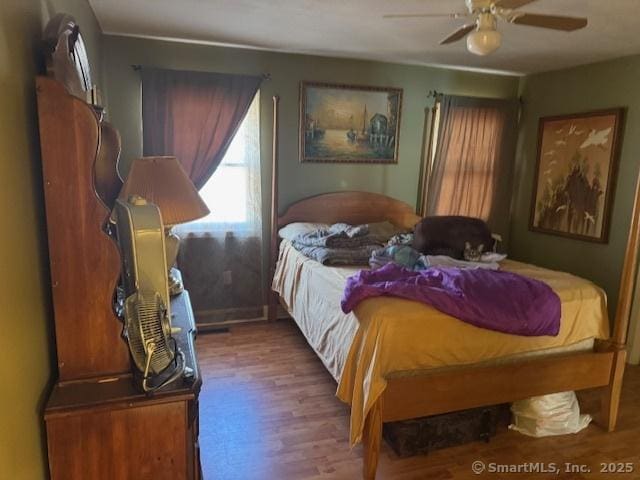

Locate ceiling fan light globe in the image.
[466,29,502,55]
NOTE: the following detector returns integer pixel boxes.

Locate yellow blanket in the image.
[272,242,610,445]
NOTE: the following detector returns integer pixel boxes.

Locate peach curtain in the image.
[141,67,262,188]
[424,95,518,235]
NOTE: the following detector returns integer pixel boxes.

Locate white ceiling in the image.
[89,0,640,75]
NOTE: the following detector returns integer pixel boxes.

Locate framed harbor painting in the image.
[299,81,402,163]
[529,108,625,243]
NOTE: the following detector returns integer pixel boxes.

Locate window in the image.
[177,92,261,236]
[433,104,506,220]
[420,95,517,234]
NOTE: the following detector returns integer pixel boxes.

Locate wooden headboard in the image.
[277,191,421,230]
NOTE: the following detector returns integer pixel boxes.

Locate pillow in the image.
[278,222,330,241]
[413,216,493,260]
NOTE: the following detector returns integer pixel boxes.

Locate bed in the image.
[274,237,608,434]
[267,190,636,480]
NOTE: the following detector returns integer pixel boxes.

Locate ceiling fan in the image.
[384,0,588,56]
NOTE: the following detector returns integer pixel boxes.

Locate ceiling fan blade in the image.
[439,24,476,45]
[510,13,587,31]
[496,0,539,9]
[384,13,467,19]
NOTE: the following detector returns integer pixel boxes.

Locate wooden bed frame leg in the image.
[599,348,626,432]
[362,399,383,480]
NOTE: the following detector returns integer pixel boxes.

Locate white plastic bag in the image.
[509,391,591,437]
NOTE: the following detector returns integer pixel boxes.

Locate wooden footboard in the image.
[360,347,627,480]
[382,350,614,422]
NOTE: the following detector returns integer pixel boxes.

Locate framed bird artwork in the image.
[529,108,626,243]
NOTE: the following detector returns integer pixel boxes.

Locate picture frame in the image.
[529,108,625,243]
[299,81,403,164]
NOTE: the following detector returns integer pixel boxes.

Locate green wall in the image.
[102,35,520,212]
[510,55,640,320]
[0,0,103,478]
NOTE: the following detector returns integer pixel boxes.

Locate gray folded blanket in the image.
[291,223,384,265]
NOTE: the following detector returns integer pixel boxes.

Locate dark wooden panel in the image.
[47,401,188,480]
[94,120,123,210]
[36,76,129,380]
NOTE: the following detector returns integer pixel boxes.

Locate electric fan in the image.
[124,289,179,391]
[113,196,184,393]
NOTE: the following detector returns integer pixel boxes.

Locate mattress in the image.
[272,240,610,444]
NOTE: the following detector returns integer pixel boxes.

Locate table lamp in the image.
[118,156,210,294]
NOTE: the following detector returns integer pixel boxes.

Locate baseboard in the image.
[193,304,290,327]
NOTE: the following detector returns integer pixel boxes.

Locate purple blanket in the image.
[341,263,560,336]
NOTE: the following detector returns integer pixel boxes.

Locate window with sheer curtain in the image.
[175,92,261,237]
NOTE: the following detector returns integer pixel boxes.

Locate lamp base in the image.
[165,230,183,296]
[168,268,184,296]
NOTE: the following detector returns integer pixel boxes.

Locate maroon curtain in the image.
[141,67,262,188]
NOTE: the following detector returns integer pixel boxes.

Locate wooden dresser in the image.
[44,292,202,480]
[36,76,202,479]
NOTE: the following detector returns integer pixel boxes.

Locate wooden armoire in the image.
[36,75,202,479]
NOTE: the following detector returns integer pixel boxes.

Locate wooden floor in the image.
[198,320,640,480]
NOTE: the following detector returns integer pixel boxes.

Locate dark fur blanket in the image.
[412,216,493,259]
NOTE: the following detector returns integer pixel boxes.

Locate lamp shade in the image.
[118,156,210,225]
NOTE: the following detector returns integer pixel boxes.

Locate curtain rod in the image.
[428,89,525,105]
[130,65,271,80]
